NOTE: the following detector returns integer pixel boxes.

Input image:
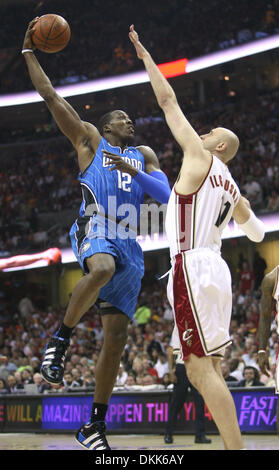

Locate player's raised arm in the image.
[129,25,203,155]
[22,19,101,171]
[232,195,265,242]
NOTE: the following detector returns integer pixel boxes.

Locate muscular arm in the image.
[129,26,204,157]
[257,269,277,376]
[137,145,161,174]
[22,20,101,173]
[258,270,276,350]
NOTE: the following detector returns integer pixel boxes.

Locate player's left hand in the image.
[102,150,138,177]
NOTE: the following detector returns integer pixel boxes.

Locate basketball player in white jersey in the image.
[129,25,265,450]
[257,267,279,433]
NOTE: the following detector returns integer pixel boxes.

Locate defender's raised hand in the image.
[129,24,147,60]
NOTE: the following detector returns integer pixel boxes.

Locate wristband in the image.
[22,49,34,54]
[258,349,266,354]
[237,210,265,243]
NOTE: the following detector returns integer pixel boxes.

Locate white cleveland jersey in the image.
[165,155,240,258]
[272,266,279,335]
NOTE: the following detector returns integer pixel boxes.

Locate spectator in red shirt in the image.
[238,261,255,294]
[142,356,159,381]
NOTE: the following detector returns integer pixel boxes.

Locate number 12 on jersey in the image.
[117,170,132,192]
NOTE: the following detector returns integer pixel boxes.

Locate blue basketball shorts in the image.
[69,218,144,320]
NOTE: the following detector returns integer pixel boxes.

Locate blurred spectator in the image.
[252,251,267,290]
[82,371,95,390]
[6,374,24,393]
[259,363,276,388]
[154,352,169,379]
[142,356,159,381]
[18,295,35,319]
[14,371,24,389]
[21,368,34,385]
[141,374,163,389]
[33,372,50,393]
[0,378,8,394]
[266,190,279,212]
[115,364,128,386]
[161,372,172,389]
[146,333,164,358]
[63,372,75,389]
[238,366,265,387]
[228,358,244,381]
[71,368,83,386]
[238,261,255,294]
[220,360,239,383]
[124,375,137,388]
[0,356,17,381]
[134,300,152,333]
[242,338,259,370]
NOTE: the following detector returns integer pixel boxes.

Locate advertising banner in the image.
[0,388,277,434]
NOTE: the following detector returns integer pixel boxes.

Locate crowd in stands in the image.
[1,85,279,257]
[0,256,277,395]
[0,0,278,94]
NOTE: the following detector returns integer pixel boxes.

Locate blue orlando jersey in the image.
[70,137,146,319]
[78,137,145,227]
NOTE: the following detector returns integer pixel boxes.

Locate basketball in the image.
[32,14,71,53]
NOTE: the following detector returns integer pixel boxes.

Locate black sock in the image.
[91,403,108,423]
[56,323,73,340]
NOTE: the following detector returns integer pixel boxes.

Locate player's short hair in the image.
[97,111,115,135]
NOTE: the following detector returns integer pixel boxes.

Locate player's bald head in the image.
[215,127,239,162]
[200,127,239,163]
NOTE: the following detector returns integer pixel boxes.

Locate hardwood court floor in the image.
[0,433,278,450]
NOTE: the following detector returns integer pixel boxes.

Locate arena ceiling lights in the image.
[0,34,279,107]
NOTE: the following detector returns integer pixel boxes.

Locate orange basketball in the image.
[32,14,71,53]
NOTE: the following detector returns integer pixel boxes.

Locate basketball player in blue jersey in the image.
[22,19,171,450]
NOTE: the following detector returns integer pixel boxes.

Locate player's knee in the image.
[186,362,207,391]
[186,366,200,390]
[187,360,213,392]
[105,329,128,353]
[87,258,115,287]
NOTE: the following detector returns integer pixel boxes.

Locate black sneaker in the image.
[164,433,173,444]
[195,435,212,444]
[75,421,111,450]
[41,335,69,384]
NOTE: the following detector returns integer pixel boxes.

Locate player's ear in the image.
[216,141,227,153]
[103,123,111,134]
